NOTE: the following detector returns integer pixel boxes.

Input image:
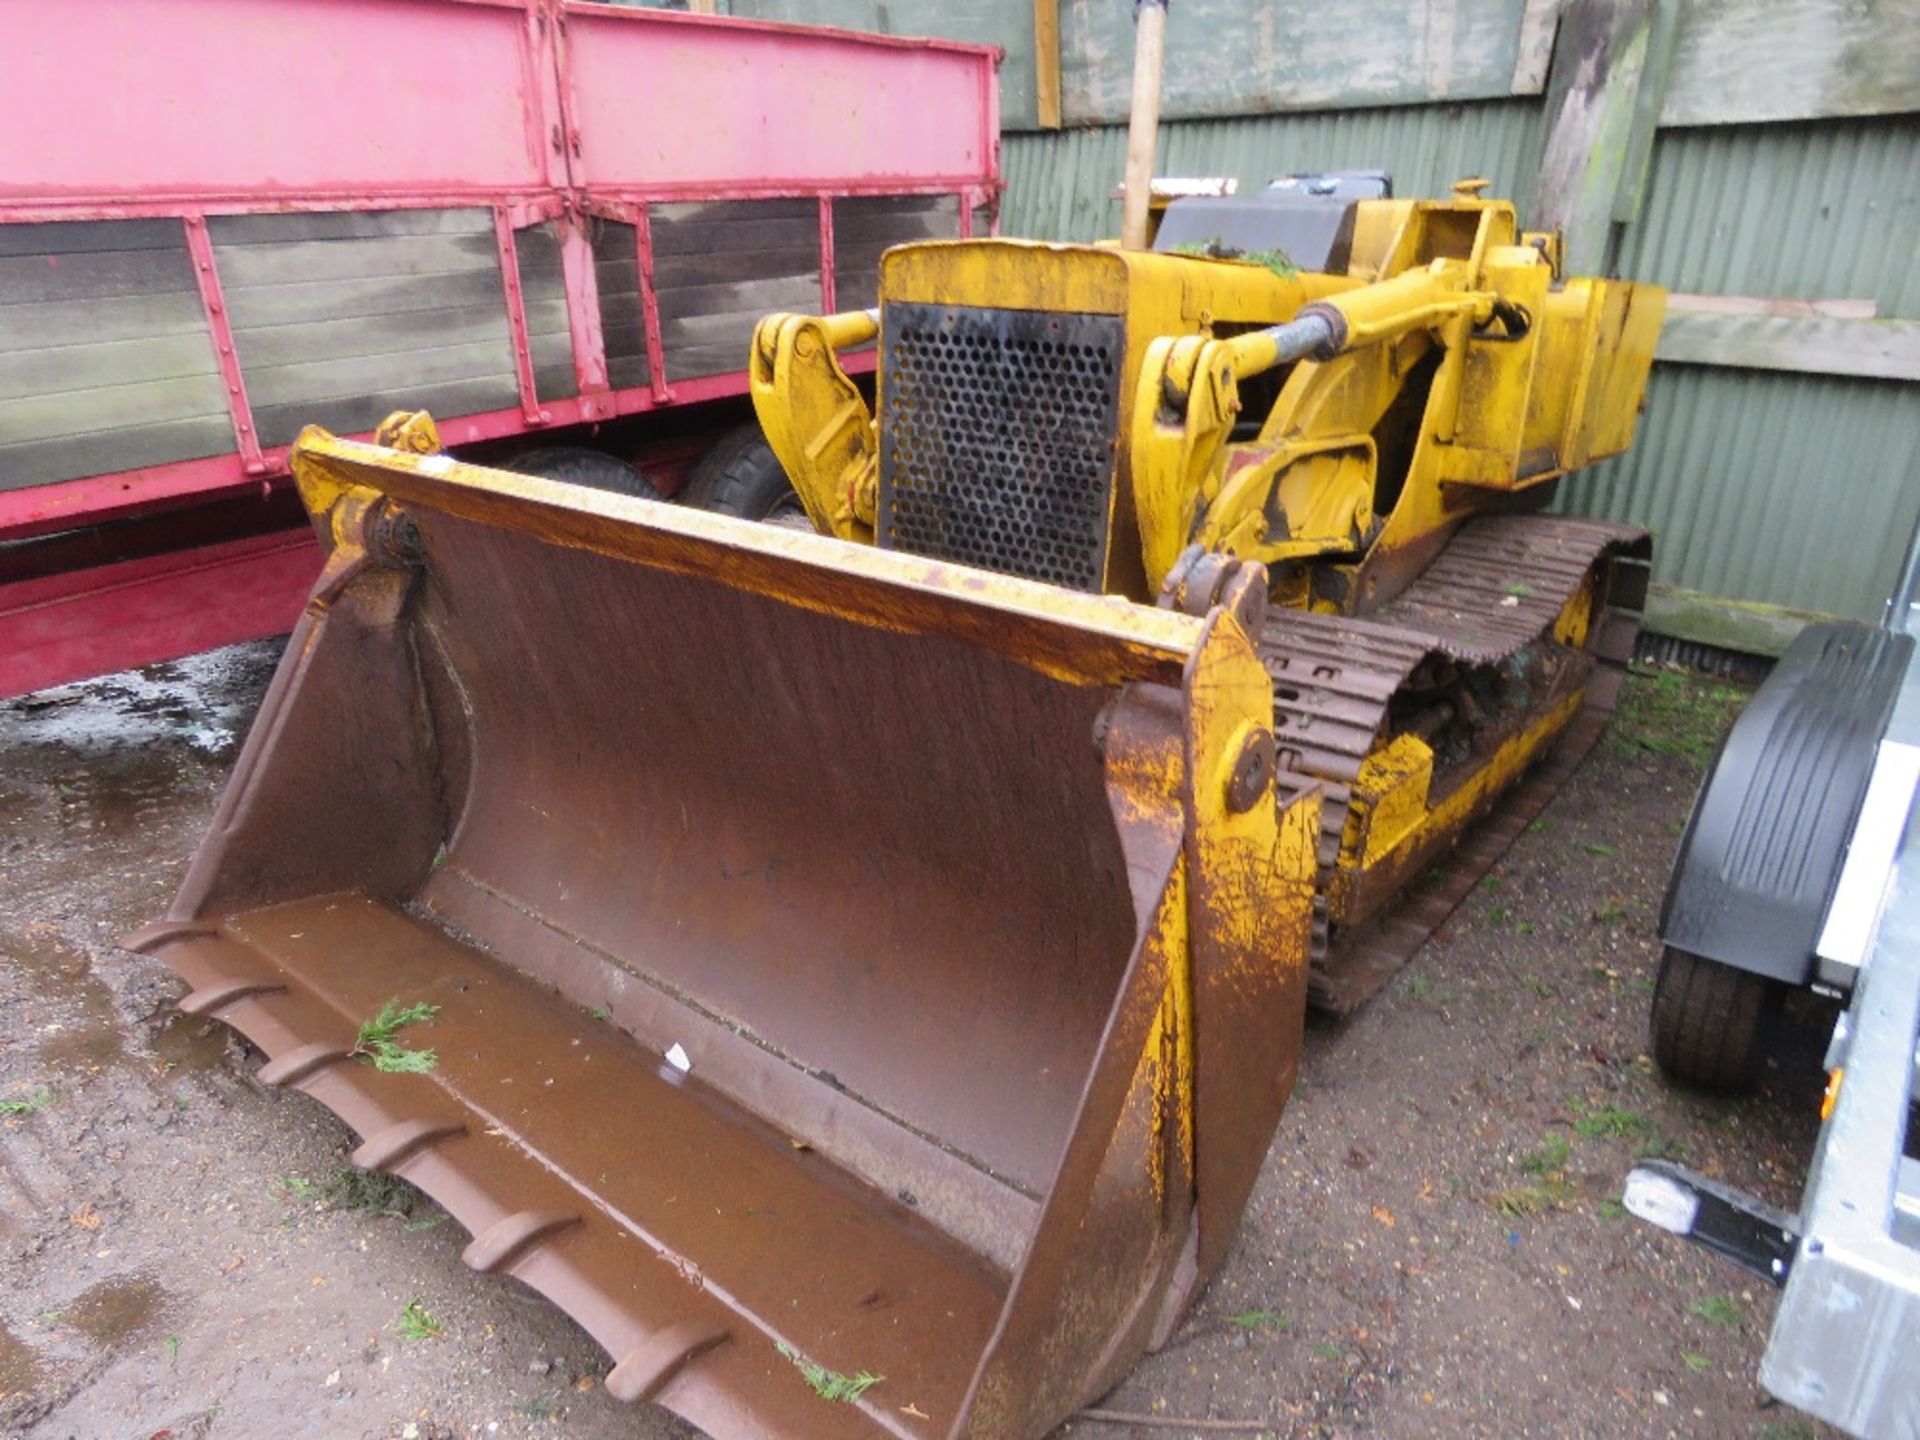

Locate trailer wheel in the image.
[1649,945,1778,1094]
[504,446,663,499]
[681,424,810,530]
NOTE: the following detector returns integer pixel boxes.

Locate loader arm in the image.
[1131,262,1497,592]
[749,307,882,542]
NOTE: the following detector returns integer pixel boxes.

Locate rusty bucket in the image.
[129,420,1320,1439]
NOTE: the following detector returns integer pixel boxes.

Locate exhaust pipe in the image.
[1119,0,1169,250]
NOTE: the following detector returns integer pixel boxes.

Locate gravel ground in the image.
[0,643,1839,1440]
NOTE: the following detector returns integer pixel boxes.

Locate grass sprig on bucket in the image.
[352,999,441,1074]
[776,1340,882,1403]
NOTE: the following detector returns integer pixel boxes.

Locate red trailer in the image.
[1,0,999,696]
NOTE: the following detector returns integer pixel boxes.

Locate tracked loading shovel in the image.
[128,415,1322,1439]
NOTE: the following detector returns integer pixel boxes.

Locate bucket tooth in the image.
[178,979,287,1016]
[351,1119,467,1172]
[606,1321,732,1404]
[257,1042,351,1088]
[122,919,221,953]
[461,1210,583,1274]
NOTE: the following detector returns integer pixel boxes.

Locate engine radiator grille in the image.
[878,302,1124,592]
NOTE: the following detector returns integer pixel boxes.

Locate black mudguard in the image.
[1661,621,1913,985]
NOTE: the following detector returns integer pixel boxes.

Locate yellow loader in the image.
[133,8,1660,1436]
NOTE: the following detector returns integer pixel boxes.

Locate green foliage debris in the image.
[352,998,440,1074]
[1225,1308,1290,1332]
[397,1298,444,1340]
[1688,1295,1742,1329]
[776,1341,882,1403]
[0,1087,55,1118]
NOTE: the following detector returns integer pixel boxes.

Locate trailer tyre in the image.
[504,446,663,500]
[681,424,809,529]
[1649,945,1777,1094]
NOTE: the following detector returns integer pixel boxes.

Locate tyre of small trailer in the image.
[503,446,663,499]
[680,423,810,529]
[1649,944,1778,1094]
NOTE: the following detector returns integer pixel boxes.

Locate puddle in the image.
[0,640,280,763]
[4,931,229,1081]
[147,1009,234,1076]
[44,755,194,839]
[5,933,124,1077]
[0,1318,45,1404]
[58,1274,168,1349]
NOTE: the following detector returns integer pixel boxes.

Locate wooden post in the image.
[1531,0,1676,275]
[1119,0,1167,252]
[1034,0,1061,129]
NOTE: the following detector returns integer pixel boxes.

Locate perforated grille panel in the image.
[878,303,1124,592]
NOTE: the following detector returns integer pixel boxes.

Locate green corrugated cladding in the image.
[1001,100,1548,242]
[1003,110,1920,623]
[1565,114,1920,622]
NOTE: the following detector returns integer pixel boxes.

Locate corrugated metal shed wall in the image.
[1004,109,1920,622]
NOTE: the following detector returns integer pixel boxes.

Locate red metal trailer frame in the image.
[1,0,999,695]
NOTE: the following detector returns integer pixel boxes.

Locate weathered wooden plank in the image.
[213,232,499,289]
[1643,582,1835,658]
[1035,0,1062,129]
[0,331,218,396]
[1662,0,1920,127]
[243,338,516,409]
[650,216,821,259]
[834,200,961,247]
[651,197,820,223]
[253,374,522,448]
[664,342,760,382]
[223,302,534,370]
[0,415,235,491]
[586,218,649,388]
[1666,293,1879,321]
[595,293,644,326]
[1,290,213,349]
[1610,0,1679,226]
[1510,0,1560,91]
[0,245,200,306]
[595,340,649,388]
[1059,0,1539,127]
[834,195,960,305]
[0,371,229,447]
[604,353,650,391]
[836,267,883,313]
[652,266,813,317]
[514,221,575,401]
[599,246,820,296]
[1532,0,1660,275]
[835,193,962,220]
[655,275,821,326]
[220,269,511,328]
[660,306,786,378]
[532,361,577,402]
[1656,311,1920,382]
[210,210,493,245]
[0,218,186,258]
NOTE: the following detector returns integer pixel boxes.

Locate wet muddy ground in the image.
[1,645,1836,1440]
